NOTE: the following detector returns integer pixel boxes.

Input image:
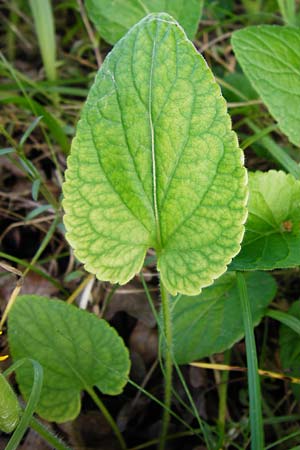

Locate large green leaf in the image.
[231,170,300,271]
[8,295,130,422]
[171,271,277,364]
[85,0,203,44]
[63,13,247,296]
[232,25,300,147]
[279,301,300,400]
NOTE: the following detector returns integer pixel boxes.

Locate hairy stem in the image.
[158,281,173,450]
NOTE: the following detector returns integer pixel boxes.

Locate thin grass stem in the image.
[237,271,264,450]
[85,386,127,450]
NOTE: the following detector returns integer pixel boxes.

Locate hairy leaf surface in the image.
[8,296,130,422]
[231,171,300,271]
[85,0,203,44]
[232,26,300,146]
[171,271,276,364]
[63,14,247,295]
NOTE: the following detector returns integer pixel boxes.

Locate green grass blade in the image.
[236,272,264,450]
[266,309,300,335]
[246,120,300,179]
[29,0,57,81]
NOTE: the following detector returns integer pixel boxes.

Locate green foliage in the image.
[85,0,203,44]
[171,271,277,364]
[0,372,21,434]
[232,25,300,147]
[8,295,130,422]
[29,0,57,81]
[279,301,300,400]
[63,13,247,296]
[231,170,300,270]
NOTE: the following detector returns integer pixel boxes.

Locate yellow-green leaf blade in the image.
[63,13,247,295]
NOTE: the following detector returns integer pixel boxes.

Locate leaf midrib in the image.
[149,23,162,248]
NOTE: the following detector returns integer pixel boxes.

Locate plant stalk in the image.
[158,281,173,450]
[237,272,264,450]
[30,417,71,450]
[217,349,231,447]
[86,386,127,450]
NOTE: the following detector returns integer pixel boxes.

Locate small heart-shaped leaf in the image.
[231,171,300,271]
[63,13,247,296]
[8,296,130,422]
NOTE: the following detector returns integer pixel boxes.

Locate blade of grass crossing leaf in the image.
[4,359,43,450]
[29,0,57,81]
[236,272,264,450]
[266,309,300,335]
[246,120,300,179]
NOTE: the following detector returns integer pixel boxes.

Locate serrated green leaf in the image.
[231,170,300,271]
[279,301,300,400]
[85,0,203,44]
[8,295,130,422]
[171,271,277,364]
[63,13,247,296]
[232,25,300,147]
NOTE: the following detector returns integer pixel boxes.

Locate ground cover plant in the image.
[1,1,300,449]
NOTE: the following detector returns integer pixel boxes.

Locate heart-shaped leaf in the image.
[63,13,247,296]
[231,171,300,271]
[232,25,300,147]
[8,296,130,422]
[171,271,277,364]
[85,0,203,44]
